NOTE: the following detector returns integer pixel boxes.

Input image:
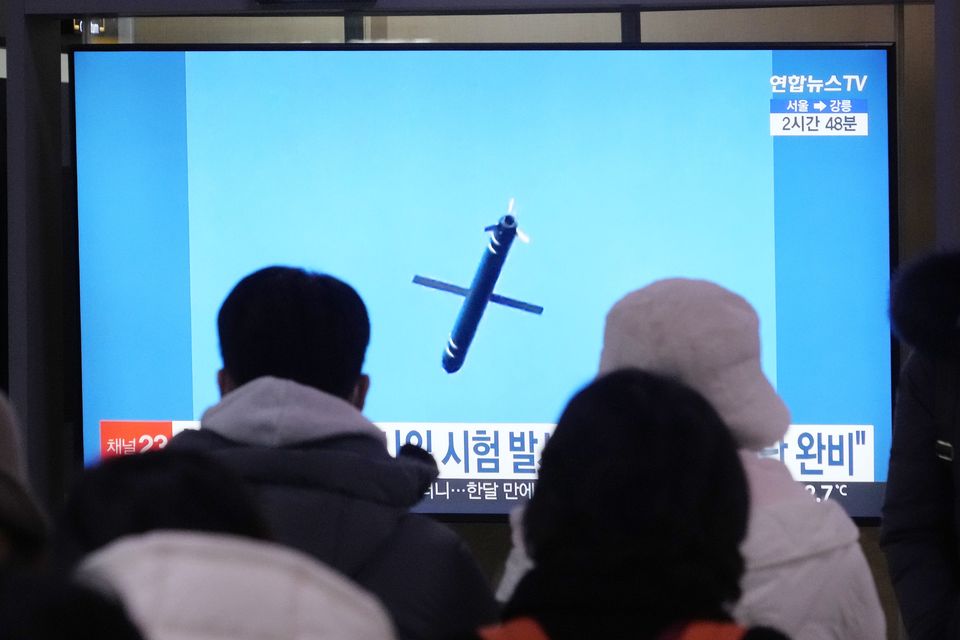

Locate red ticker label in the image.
[100,421,173,458]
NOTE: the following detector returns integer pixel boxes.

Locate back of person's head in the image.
[889,251,960,360]
[599,278,790,450]
[218,266,370,400]
[54,450,269,571]
[0,570,143,640]
[0,393,48,567]
[523,369,748,611]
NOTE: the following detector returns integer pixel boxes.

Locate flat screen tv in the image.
[71,44,895,517]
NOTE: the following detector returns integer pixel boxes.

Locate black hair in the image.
[0,476,47,569]
[0,570,143,640]
[889,251,960,359]
[523,368,749,610]
[53,450,270,572]
[217,266,370,400]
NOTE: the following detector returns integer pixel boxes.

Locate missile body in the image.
[442,215,519,373]
[413,210,542,374]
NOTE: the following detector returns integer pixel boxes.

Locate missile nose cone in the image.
[442,354,463,373]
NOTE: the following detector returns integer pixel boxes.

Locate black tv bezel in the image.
[66,42,898,524]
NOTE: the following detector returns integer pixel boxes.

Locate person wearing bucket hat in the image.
[495,278,883,640]
[0,392,48,567]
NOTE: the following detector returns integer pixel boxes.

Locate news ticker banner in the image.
[758,424,874,482]
[100,419,875,484]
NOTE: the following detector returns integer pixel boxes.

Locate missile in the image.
[413,206,542,374]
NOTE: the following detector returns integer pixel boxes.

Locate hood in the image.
[202,376,386,447]
[890,251,960,359]
[739,454,859,569]
[77,531,396,640]
[175,375,437,515]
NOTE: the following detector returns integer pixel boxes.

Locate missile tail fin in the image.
[413,275,471,297]
[489,293,543,315]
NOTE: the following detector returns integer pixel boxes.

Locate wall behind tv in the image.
[1,77,7,395]
[123,5,934,258]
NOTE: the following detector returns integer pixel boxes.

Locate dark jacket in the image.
[167,376,497,640]
[881,252,960,639]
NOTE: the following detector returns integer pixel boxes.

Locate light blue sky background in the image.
[184,50,778,422]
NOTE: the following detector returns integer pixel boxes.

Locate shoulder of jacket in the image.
[660,621,749,640]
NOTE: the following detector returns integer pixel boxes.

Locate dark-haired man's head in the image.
[53,450,270,572]
[216,266,371,407]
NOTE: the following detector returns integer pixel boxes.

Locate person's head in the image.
[0,393,48,567]
[524,369,748,611]
[217,266,371,407]
[54,450,270,571]
[599,278,790,451]
[889,251,960,359]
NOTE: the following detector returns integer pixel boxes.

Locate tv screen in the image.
[72,45,894,517]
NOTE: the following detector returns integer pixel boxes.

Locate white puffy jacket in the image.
[734,453,884,640]
[77,531,397,640]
